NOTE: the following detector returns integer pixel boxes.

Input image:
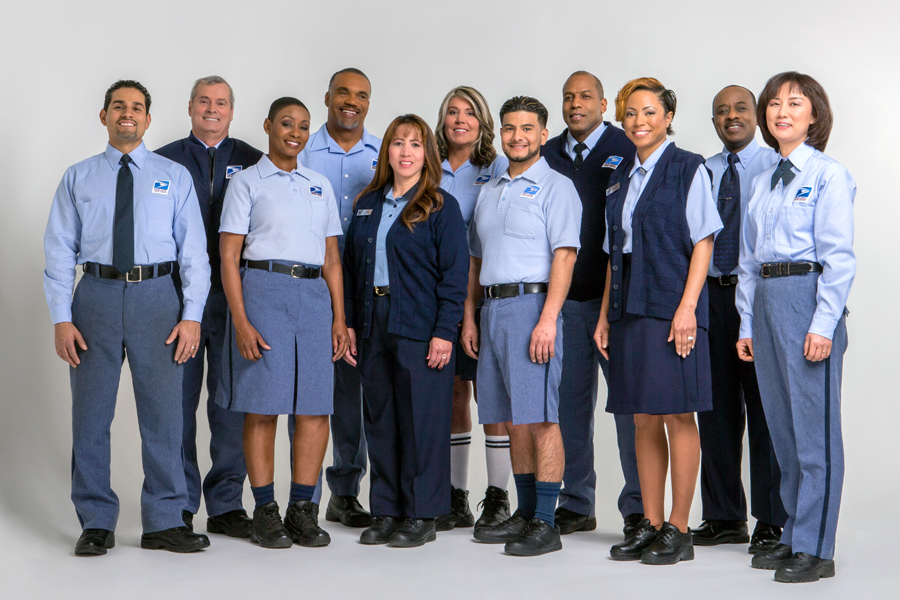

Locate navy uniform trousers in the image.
[180,286,246,516]
[558,298,642,518]
[358,296,452,518]
[753,274,846,560]
[698,281,787,525]
[70,272,187,533]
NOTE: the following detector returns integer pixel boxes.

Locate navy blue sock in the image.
[513,473,537,519]
[251,483,275,509]
[534,481,562,527]
[289,482,316,506]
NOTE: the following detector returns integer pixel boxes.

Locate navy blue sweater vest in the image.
[542,124,635,302]
[606,143,710,329]
[156,133,263,288]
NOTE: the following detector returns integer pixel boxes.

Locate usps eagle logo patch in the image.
[309,186,323,197]
[225,165,242,179]
[474,174,492,185]
[793,187,812,203]
[520,185,541,199]
[371,159,378,171]
[602,156,623,169]
[152,180,170,195]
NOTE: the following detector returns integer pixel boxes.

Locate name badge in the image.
[606,182,620,196]
[602,156,623,169]
[793,187,812,203]
[357,209,373,216]
[474,174,491,185]
[520,185,541,199]
[371,159,378,171]
[152,180,170,195]
[309,185,323,197]
[225,165,242,179]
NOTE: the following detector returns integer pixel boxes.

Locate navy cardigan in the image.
[343,187,469,342]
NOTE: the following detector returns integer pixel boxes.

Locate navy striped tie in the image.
[113,154,134,274]
[713,153,741,275]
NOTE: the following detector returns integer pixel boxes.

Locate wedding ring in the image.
[191,346,196,349]
[687,336,694,341]
[442,354,447,359]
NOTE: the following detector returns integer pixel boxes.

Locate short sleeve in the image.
[468,216,483,258]
[219,170,253,234]
[545,180,582,251]
[685,167,723,244]
[322,178,344,237]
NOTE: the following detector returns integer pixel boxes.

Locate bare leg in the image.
[530,422,564,482]
[634,413,667,529]
[507,423,533,474]
[244,414,278,487]
[664,413,700,533]
[451,377,473,433]
[292,415,330,486]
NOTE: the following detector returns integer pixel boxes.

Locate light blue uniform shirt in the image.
[564,122,606,162]
[373,186,411,286]
[44,142,211,324]
[299,124,381,251]
[707,140,780,276]
[440,155,509,228]
[602,139,722,254]
[219,155,343,266]
[736,143,856,340]
[469,157,582,286]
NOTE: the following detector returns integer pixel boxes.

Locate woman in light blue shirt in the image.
[217,97,350,550]
[736,72,855,584]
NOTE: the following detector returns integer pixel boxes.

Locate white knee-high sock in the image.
[450,432,471,490]
[485,435,511,490]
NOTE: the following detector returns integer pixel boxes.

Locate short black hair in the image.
[328,68,371,92]
[757,72,833,152]
[267,97,308,121]
[712,85,757,114]
[499,96,549,129]
[104,80,151,112]
[565,71,604,99]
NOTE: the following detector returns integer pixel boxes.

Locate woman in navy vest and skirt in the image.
[594,78,722,565]
[217,97,350,549]
[343,114,469,548]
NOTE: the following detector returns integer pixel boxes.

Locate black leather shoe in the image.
[325,495,374,528]
[774,552,836,583]
[207,509,252,539]
[473,509,528,544]
[360,516,403,545]
[182,510,193,531]
[504,518,562,556]
[474,486,510,530]
[691,519,749,546]
[436,487,475,531]
[249,502,292,549]
[285,501,331,547]
[641,522,694,565]
[554,507,597,535]
[74,529,115,556]
[141,526,210,553]
[387,518,436,548]
[610,518,658,561]
[751,543,793,570]
[748,521,782,554]
[623,513,644,539]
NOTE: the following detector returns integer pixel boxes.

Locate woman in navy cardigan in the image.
[342,114,469,548]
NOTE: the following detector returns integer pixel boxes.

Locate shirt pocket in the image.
[76,197,112,243]
[309,198,329,239]
[504,204,537,239]
[775,205,815,251]
[141,195,175,241]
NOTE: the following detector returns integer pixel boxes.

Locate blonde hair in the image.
[435,86,497,168]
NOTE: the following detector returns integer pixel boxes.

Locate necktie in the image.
[573,142,587,170]
[208,146,217,198]
[770,158,795,190]
[713,153,741,275]
[113,154,134,274]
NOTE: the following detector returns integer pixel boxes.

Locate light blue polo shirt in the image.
[469,157,582,286]
[440,155,509,227]
[219,155,343,266]
[373,185,411,286]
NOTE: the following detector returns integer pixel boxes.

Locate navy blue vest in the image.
[156,133,263,288]
[605,143,710,329]
[542,124,635,302]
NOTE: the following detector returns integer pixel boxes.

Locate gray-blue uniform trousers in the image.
[43,142,211,533]
[156,133,263,517]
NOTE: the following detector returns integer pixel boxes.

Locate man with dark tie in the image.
[691,85,786,553]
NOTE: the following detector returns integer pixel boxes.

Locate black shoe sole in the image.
[387,530,437,548]
[748,541,780,554]
[140,538,210,553]
[610,549,644,561]
[641,545,695,565]
[558,516,597,536]
[775,562,835,583]
[75,535,115,557]
[751,557,789,570]
[504,539,562,556]
[692,533,750,546]
[325,506,373,528]
[435,515,475,532]
[473,530,522,544]
[206,520,251,539]
[291,535,331,548]
[249,531,292,549]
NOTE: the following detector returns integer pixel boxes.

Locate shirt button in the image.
[613,284,619,290]
[344,196,349,200]
[364,322,368,327]
[368,237,373,243]
[612,265,618,271]
[343,217,348,221]
[613,302,619,308]
[366,259,371,264]
[345,174,349,178]
[365,301,370,306]
[612,245,618,251]
[613,225,619,231]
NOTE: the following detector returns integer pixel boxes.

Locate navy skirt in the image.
[217,264,334,416]
[605,256,713,415]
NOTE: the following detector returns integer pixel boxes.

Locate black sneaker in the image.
[623,513,644,538]
[748,521,782,554]
[435,487,475,531]
[360,516,403,545]
[610,518,659,561]
[250,502,292,549]
[774,552,835,583]
[207,509,252,539]
[473,509,528,544]
[387,518,437,548]
[640,522,694,565]
[751,543,793,570]
[474,486,511,531]
[554,507,597,535]
[691,519,749,546]
[284,501,331,547]
[325,495,373,528]
[504,518,562,556]
[140,526,210,553]
[74,529,115,557]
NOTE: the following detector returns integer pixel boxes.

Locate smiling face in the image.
[264,104,310,165]
[189,82,234,142]
[622,90,671,161]
[388,124,426,183]
[443,96,481,152]
[500,110,548,166]
[100,87,151,147]
[562,74,607,142]
[325,72,370,131]
[712,86,757,153]
[765,82,816,156]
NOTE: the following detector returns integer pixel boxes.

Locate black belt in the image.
[707,274,739,287]
[760,261,823,278]
[374,285,390,296]
[243,260,320,279]
[83,261,173,282]
[484,283,548,299]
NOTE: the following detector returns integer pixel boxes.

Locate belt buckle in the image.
[718,275,729,286]
[290,265,304,279]
[487,285,499,299]
[126,266,142,283]
[374,286,387,297]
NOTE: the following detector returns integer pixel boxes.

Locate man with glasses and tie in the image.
[44,80,212,556]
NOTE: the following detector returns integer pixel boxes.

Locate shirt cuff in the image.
[50,304,72,325]
[739,318,753,340]
[433,326,458,343]
[181,301,205,323]
[808,314,838,340]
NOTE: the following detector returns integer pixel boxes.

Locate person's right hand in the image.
[593,314,610,361]
[55,322,87,367]
[235,322,271,361]
[461,319,479,360]
[736,338,754,362]
[343,328,358,367]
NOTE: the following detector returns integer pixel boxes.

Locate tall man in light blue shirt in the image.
[299,68,381,526]
[44,80,212,556]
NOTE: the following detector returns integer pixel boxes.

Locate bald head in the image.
[712,85,758,152]
[562,71,607,142]
[564,70,604,98]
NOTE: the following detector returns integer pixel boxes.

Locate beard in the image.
[507,146,540,163]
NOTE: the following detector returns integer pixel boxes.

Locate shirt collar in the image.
[565,123,606,155]
[189,131,226,150]
[256,154,309,180]
[784,142,815,171]
[721,138,760,169]
[104,141,149,171]
[500,156,551,184]
[441,158,473,176]
[385,181,418,204]
[310,124,379,155]
[629,138,670,177]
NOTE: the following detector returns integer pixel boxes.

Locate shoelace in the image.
[371,516,395,529]
[292,503,317,526]
[521,519,545,539]
[477,491,506,512]
[258,506,283,531]
[658,526,681,546]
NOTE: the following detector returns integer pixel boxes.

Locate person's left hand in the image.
[166,320,201,364]
[804,332,832,362]
[669,304,697,358]
[332,322,351,363]
[427,337,453,370]
[530,318,557,364]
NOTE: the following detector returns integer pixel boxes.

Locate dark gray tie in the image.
[208,146,216,196]
[113,154,134,274]
[573,142,587,171]
[713,153,741,275]
[770,158,795,190]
